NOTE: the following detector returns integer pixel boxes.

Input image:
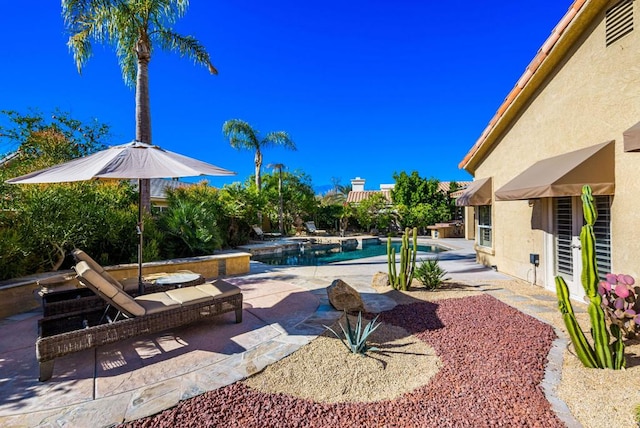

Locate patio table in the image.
[144,271,206,289]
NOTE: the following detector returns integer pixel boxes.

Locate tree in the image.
[12,181,138,273]
[391,171,451,230]
[0,109,110,210]
[218,182,263,246]
[321,177,351,205]
[259,170,316,233]
[62,0,217,211]
[222,119,296,190]
[0,110,141,277]
[353,192,391,233]
[158,183,224,258]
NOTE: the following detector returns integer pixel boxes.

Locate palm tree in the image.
[222,119,296,191]
[322,177,351,205]
[268,163,285,234]
[62,0,217,211]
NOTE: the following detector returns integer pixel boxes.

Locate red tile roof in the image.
[438,181,472,193]
[346,190,391,204]
[346,181,471,204]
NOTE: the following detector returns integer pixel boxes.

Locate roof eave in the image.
[459,0,608,174]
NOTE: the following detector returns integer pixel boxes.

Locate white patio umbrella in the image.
[6,141,236,294]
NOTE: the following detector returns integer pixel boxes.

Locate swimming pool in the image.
[251,241,445,266]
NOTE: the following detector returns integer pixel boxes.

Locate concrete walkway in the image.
[0,238,580,427]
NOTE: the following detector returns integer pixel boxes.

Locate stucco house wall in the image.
[463,0,640,295]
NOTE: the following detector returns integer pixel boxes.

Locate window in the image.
[477,205,492,247]
[554,197,574,279]
[554,195,612,281]
[593,196,612,279]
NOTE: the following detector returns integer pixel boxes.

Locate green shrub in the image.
[0,228,30,279]
[324,311,381,355]
[414,258,449,290]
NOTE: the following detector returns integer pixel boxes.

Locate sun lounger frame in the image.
[36,290,242,381]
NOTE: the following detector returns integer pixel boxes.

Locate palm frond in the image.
[263,131,296,150]
[222,119,260,151]
[151,0,188,25]
[67,31,93,74]
[156,29,217,74]
[62,0,139,85]
[62,0,213,86]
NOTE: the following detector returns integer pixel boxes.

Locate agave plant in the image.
[414,258,450,291]
[324,311,381,355]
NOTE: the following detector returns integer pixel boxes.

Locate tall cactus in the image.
[387,227,418,291]
[556,276,598,368]
[555,185,624,369]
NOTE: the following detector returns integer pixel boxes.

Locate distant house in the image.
[456,0,639,300]
[345,177,392,204]
[129,178,194,209]
[346,176,468,204]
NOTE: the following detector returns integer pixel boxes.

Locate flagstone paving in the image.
[0,238,582,427]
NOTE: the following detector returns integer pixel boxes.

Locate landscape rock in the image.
[326,279,365,312]
[371,272,390,289]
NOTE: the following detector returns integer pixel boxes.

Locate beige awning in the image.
[623,121,640,152]
[494,141,614,201]
[455,177,492,206]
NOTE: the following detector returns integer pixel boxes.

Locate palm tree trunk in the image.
[135,36,152,294]
[278,168,283,234]
[136,36,152,213]
[254,149,262,190]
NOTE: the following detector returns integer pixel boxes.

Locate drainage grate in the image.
[606,0,634,46]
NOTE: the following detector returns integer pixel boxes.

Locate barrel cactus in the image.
[555,185,625,369]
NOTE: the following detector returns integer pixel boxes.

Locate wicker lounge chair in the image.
[38,249,205,317]
[36,261,243,381]
[71,248,142,292]
[304,221,326,235]
[251,225,282,240]
[71,248,205,292]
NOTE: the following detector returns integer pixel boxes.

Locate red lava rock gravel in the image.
[121,294,562,427]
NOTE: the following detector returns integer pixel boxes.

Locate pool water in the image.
[252,241,445,266]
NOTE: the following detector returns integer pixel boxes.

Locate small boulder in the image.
[371,272,390,289]
[326,279,365,312]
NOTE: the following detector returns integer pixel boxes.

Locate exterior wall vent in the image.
[606,0,634,46]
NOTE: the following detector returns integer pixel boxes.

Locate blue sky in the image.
[1,1,573,192]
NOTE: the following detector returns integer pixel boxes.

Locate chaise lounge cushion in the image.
[165,287,213,305]
[76,262,147,317]
[72,249,139,292]
[196,280,240,299]
[75,261,243,317]
[134,293,181,314]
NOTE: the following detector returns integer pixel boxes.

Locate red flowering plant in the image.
[598,273,640,339]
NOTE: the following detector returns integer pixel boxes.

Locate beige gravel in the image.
[475,279,640,428]
[245,280,640,427]
[244,317,442,403]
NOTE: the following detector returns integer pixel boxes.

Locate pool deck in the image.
[0,237,581,427]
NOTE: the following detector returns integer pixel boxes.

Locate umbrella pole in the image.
[137,179,145,295]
